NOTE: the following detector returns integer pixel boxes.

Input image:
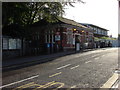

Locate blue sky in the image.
[63,0,118,38]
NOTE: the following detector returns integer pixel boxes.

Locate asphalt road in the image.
[2,48,118,89]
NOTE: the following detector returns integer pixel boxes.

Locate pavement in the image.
[2,48,98,71]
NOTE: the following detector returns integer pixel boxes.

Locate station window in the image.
[2,37,21,50]
[2,38,8,49]
[9,39,17,49]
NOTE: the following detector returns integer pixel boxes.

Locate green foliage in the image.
[100,36,109,40]
[94,37,116,41]
[62,0,85,7]
[2,1,85,27]
[94,36,117,41]
[100,36,117,40]
[2,2,65,38]
[2,2,83,38]
[2,2,64,27]
[94,37,99,41]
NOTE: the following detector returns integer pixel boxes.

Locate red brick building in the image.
[28,17,94,55]
[2,17,95,59]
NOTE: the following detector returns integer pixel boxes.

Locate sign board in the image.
[56,32,60,35]
[76,43,80,51]
[73,37,75,45]
[47,43,50,48]
[55,35,60,41]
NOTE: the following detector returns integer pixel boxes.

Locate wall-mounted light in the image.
[82,30,84,32]
[73,29,77,31]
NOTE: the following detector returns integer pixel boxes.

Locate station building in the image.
[2,17,94,59]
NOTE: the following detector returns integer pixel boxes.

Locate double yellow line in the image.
[34,81,64,89]
[12,82,35,90]
[13,72,63,89]
[13,81,64,90]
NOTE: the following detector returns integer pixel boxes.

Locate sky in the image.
[63,0,118,38]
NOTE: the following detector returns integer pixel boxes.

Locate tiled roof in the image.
[80,23,109,31]
[31,17,92,31]
[58,17,88,29]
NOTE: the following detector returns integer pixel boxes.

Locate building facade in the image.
[80,23,110,48]
[28,18,94,55]
[2,18,94,59]
[80,23,109,38]
[2,24,26,60]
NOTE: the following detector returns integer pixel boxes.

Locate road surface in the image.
[2,48,118,89]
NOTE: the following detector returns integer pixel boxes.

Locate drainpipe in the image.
[60,27,63,51]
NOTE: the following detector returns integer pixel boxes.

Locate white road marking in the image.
[71,85,77,88]
[101,55,105,57]
[91,55,97,57]
[95,57,100,60]
[57,64,71,70]
[112,83,118,88]
[85,61,92,64]
[75,56,80,58]
[0,75,39,88]
[101,73,118,88]
[115,70,120,74]
[71,65,79,69]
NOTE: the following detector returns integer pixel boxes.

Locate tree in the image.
[3,2,27,26]
[2,2,65,39]
[2,1,85,27]
[2,1,84,38]
[62,0,85,6]
[2,2,64,27]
